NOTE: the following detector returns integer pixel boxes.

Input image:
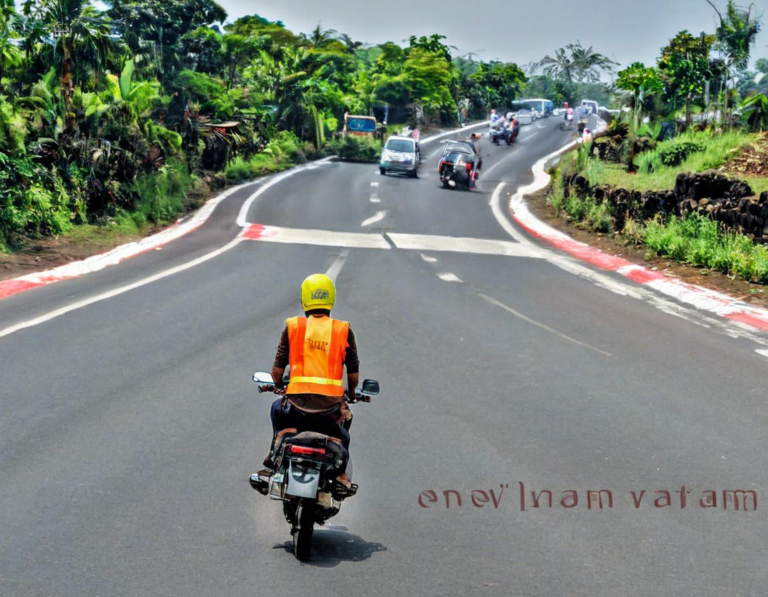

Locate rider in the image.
[260,274,359,492]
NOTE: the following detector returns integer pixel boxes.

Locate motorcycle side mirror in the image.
[253,371,274,384]
[361,379,380,396]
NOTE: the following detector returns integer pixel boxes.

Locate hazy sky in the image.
[217,0,768,72]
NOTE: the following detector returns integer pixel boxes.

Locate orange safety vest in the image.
[286,316,350,397]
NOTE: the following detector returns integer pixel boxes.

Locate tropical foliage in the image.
[1,5,541,251]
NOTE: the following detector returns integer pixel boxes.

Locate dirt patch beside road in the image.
[0,227,151,282]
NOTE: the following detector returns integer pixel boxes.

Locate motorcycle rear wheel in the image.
[293,500,315,561]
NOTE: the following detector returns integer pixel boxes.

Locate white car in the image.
[379,136,420,177]
[515,110,534,125]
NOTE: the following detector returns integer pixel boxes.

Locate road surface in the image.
[1,118,766,596]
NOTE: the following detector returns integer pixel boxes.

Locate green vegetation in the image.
[571,131,759,192]
[548,170,612,234]
[645,213,768,283]
[4,3,563,252]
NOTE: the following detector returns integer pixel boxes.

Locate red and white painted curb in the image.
[0,180,261,301]
[509,143,768,333]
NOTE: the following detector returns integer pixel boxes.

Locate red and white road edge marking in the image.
[509,142,768,334]
[0,180,259,301]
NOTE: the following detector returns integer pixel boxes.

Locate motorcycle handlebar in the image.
[257,383,371,403]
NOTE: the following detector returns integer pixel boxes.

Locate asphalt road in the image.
[1,118,767,597]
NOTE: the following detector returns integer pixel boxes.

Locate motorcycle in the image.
[249,371,380,561]
[439,156,477,190]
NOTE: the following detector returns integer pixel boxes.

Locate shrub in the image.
[658,141,705,167]
[548,172,566,212]
[131,161,192,224]
[224,156,252,183]
[564,194,587,222]
[332,136,383,162]
[585,199,613,233]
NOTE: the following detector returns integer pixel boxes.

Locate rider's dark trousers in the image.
[270,398,351,450]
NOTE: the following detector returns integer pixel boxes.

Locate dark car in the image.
[442,140,483,170]
[438,148,478,190]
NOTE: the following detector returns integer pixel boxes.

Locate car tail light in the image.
[465,163,472,173]
[289,445,326,457]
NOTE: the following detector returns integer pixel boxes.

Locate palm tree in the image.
[538,47,575,84]
[568,42,617,83]
[24,0,113,127]
[706,0,761,125]
[302,23,337,50]
[336,32,362,54]
[538,41,616,85]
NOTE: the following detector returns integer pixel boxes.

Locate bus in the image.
[343,115,379,138]
[519,99,555,117]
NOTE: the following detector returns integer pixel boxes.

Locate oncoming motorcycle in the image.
[249,372,380,561]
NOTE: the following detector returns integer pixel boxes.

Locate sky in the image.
[216,0,768,73]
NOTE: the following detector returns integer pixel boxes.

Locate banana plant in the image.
[740,93,768,131]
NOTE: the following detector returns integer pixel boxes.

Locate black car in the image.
[438,148,478,190]
[442,140,483,170]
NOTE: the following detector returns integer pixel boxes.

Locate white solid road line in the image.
[479,293,612,357]
[438,273,463,283]
[326,249,350,282]
[388,232,543,258]
[244,224,548,258]
[244,224,392,250]
[0,236,245,340]
[236,157,334,227]
[757,349,768,359]
[361,211,387,227]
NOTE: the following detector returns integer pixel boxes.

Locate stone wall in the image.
[564,171,768,241]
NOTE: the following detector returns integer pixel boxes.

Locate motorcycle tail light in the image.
[289,445,326,457]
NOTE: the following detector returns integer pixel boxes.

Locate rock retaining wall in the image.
[564,171,768,241]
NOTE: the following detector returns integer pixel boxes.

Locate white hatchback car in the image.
[379,136,420,177]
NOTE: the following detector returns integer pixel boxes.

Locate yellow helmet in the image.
[300,274,336,311]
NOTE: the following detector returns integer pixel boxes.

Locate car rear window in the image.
[444,152,468,164]
[385,139,414,152]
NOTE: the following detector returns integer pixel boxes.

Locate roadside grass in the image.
[645,213,768,284]
[548,130,768,287]
[549,173,613,234]
[576,131,760,192]
[224,131,304,183]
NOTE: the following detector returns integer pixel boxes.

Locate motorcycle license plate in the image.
[286,462,320,498]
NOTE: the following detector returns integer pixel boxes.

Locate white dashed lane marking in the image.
[438,273,463,283]
[420,254,438,263]
[361,211,387,227]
